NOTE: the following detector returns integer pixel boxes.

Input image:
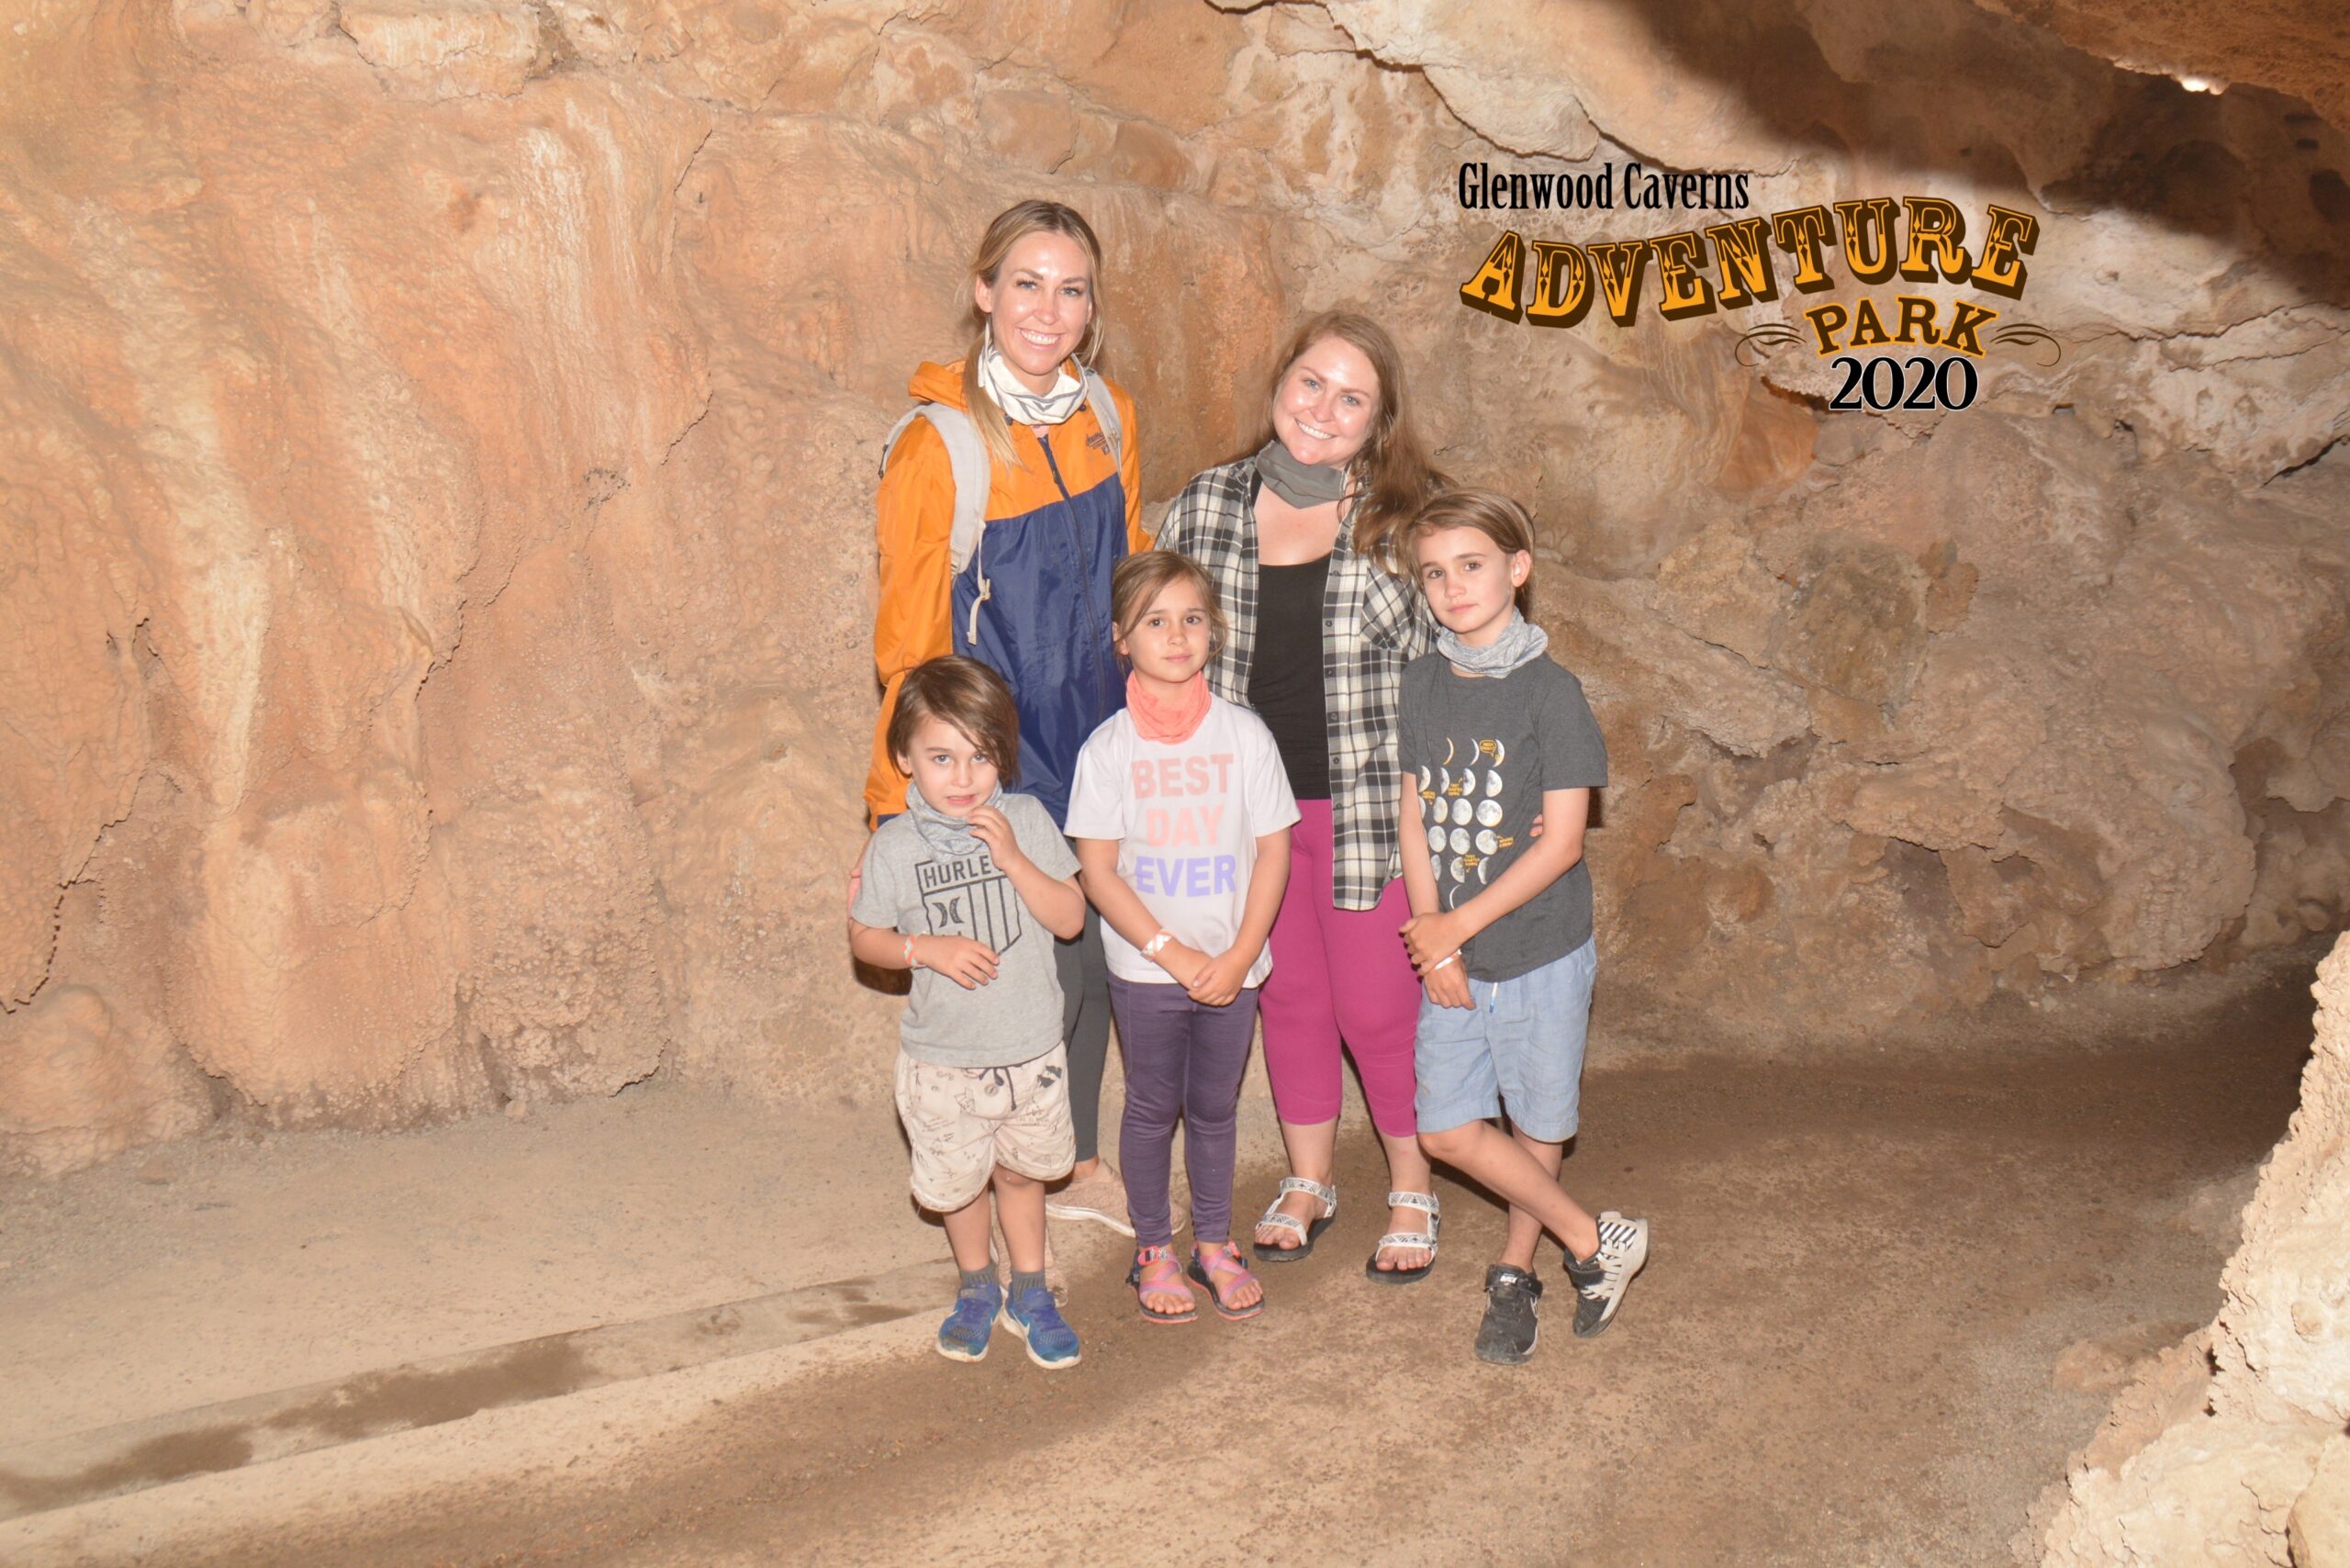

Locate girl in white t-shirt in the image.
[1067,552,1299,1323]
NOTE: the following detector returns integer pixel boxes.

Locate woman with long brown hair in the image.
[1155,311,1449,1282]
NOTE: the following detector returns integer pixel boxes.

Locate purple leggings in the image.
[1259,799,1421,1138]
[1110,976,1260,1249]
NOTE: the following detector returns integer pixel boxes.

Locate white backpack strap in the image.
[881,405,994,642]
[1080,367,1124,470]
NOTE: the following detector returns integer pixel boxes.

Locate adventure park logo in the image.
[1455,162,2059,411]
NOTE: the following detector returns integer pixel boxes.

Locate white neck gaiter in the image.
[979,339,1085,427]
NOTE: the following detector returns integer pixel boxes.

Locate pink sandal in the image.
[1128,1244,1198,1325]
[1187,1240,1265,1321]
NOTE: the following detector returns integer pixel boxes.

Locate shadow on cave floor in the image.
[42,947,2312,1568]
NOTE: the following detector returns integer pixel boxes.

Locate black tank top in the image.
[1250,554,1333,801]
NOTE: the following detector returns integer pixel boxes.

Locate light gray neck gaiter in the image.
[905,780,1003,858]
[1439,607,1549,678]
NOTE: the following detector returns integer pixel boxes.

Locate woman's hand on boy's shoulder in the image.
[964,805,1029,872]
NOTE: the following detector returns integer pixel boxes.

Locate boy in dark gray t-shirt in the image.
[1397,654,1607,980]
[1396,489,1651,1367]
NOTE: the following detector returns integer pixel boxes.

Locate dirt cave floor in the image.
[0,955,2322,1568]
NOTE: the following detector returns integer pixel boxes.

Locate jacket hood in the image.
[908,359,969,409]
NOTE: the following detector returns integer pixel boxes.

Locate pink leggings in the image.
[1259,799,1421,1138]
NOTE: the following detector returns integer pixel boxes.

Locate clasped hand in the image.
[1399,911,1472,1010]
[1399,910,1467,972]
[1155,939,1249,1007]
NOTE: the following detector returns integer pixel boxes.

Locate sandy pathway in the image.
[38,962,2307,1568]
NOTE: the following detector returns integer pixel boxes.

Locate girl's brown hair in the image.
[888,655,1022,783]
[961,200,1108,474]
[1259,310,1446,577]
[1404,487,1538,613]
[1111,550,1228,661]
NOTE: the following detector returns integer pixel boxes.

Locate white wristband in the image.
[1141,930,1174,959]
[1430,951,1460,973]
[903,935,917,970]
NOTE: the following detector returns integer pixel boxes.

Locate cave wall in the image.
[2038,931,2350,1565]
[2,0,2348,1173]
[1280,0,2350,1043]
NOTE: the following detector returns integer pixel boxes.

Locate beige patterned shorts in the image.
[894,1045,1076,1213]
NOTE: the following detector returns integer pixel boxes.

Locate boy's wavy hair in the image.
[1110,551,1228,664]
[1404,487,1539,614]
[961,199,1108,476]
[888,655,1022,784]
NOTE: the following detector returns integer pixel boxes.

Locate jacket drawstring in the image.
[967,524,991,646]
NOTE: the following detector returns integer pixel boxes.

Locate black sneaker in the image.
[1474,1264,1543,1364]
[1567,1211,1649,1338]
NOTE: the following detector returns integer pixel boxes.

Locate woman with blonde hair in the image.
[865,199,1148,1236]
[1156,311,1449,1282]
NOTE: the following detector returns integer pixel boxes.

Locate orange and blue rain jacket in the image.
[867,358,1147,828]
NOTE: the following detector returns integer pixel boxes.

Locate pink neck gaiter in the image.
[1127,671,1211,744]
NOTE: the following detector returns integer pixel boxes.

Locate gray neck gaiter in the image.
[1254,439,1350,510]
[1439,608,1549,678]
[905,780,1002,858]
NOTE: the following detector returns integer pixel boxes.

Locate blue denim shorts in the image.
[1414,938,1595,1142]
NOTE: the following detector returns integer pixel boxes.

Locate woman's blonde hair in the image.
[1259,310,1445,577]
[961,200,1107,473]
[1404,487,1538,613]
[1111,551,1228,662]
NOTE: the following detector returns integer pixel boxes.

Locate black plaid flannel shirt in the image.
[1155,459,1434,911]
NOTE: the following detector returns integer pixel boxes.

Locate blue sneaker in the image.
[936,1282,1002,1363]
[1000,1285,1082,1370]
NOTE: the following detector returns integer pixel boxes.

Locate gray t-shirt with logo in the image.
[1397,652,1609,982]
[850,792,1080,1068]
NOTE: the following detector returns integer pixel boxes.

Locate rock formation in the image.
[2039,931,2350,1566]
[2,0,2347,1175]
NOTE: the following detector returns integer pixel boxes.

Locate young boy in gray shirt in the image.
[848,656,1090,1370]
[1395,489,1651,1365]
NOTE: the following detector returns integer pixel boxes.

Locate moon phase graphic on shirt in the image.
[1428,737,1509,908]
